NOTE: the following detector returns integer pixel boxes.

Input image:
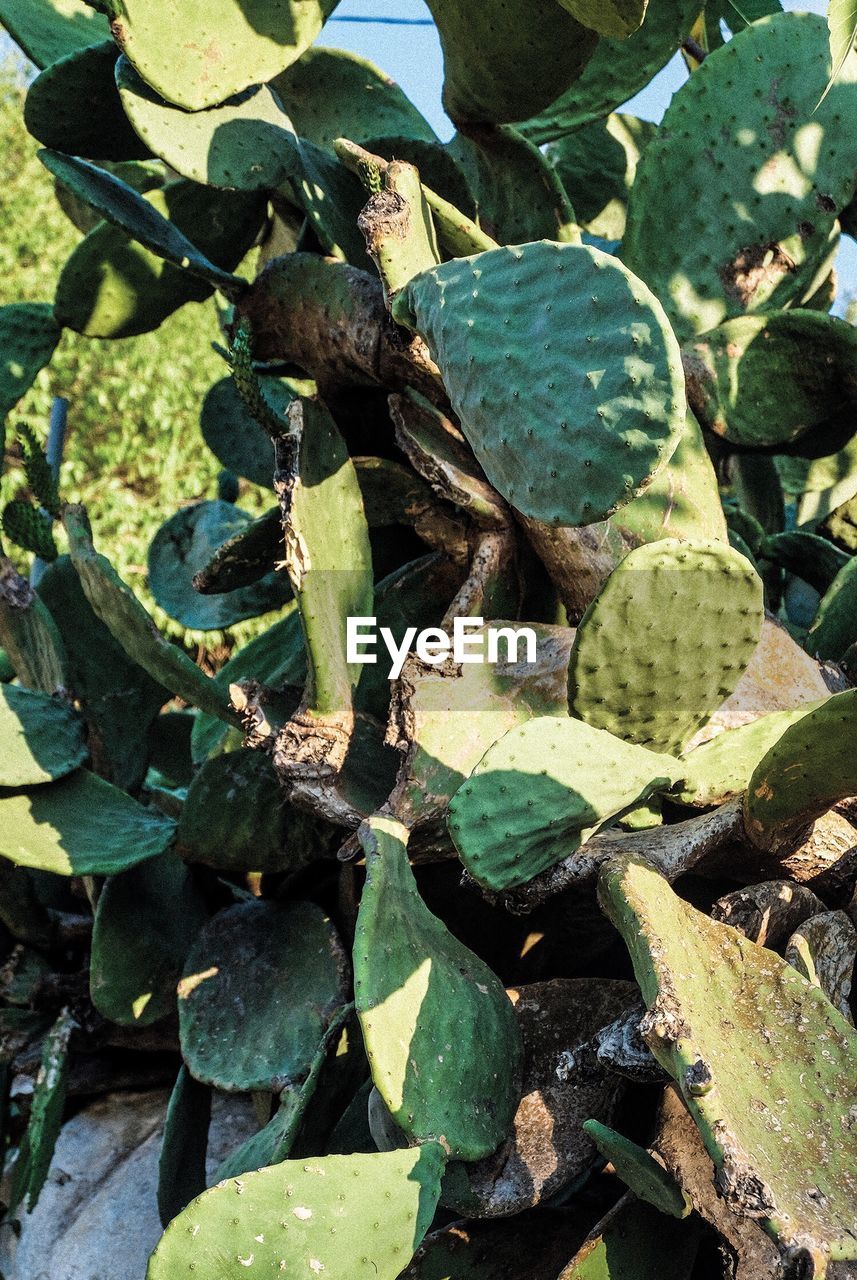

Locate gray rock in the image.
[0,1087,258,1280]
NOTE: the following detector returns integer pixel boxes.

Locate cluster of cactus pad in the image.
[1,1,857,1277]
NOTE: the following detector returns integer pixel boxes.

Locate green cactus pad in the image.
[559,1196,701,1279]
[354,814,523,1160]
[42,153,262,297]
[388,621,570,832]
[447,127,579,245]
[448,716,681,892]
[215,1004,360,1179]
[63,506,236,726]
[179,899,350,1092]
[110,0,338,112]
[806,557,857,660]
[38,555,169,792]
[25,42,149,163]
[623,13,857,341]
[0,768,175,876]
[53,186,263,339]
[558,0,647,36]
[0,303,61,420]
[599,855,857,1269]
[8,1009,74,1216]
[147,1144,445,1280]
[582,1120,691,1218]
[116,58,298,191]
[568,540,763,755]
[545,113,656,242]
[609,412,728,545]
[683,311,857,455]
[361,136,476,222]
[677,699,828,807]
[762,532,850,595]
[90,850,208,1026]
[274,398,373,757]
[0,685,86,788]
[519,0,700,141]
[175,748,299,874]
[158,1066,211,1227]
[745,690,857,843]
[148,500,292,631]
[0,0,106,68]
[200,374,308,489]
[286,136,374,269]
[424,0,597,124]
[272,47,436,152]
[392,242,685,526]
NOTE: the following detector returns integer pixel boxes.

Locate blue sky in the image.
[317,0,856,311]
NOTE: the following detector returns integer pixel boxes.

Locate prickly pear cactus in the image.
[1,1,857,1275]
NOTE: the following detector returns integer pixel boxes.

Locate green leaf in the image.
[354,814,523,1160]
[828,0,857,87]
[147,1146,446,1280]
[0,684,86,787]
[0,769,176,876]
[178,900,350,1092]
[0,303,60,420]
[599,855,857,1266]
[90,851,209,1026]
[8,1008,75,1215]
[0,0,107,68]
[40,151,251,297]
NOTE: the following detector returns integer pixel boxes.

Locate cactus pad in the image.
[178,899,349,1092]
[745,690,857,844]
[175,748,298,874]
[38,554,169,792]
[90,851,208,1026]
[599,855,857,1270]
[0,303,60,420]
[41,152,262,297]
[0,768,175,876]
[559,1196,701,1279]
[25,42,150,163]
[0,684,86,787]
[568,540,763,755]
[582,1120,691,1218]
[609,412,728,545]
[116,58,298,191]
[148,499,292,631]
[147,1145,445,1280]
[423,0,597,124]
[0,0,106,69]
[520,0,700,141]
[448,716,681,891]
[623,13,857,341]
[392,242,685,526]
[353,814,523,1160]
[272,47,436,152]
[110,0,338,112]
[683,311,857,454]
[806,556,857,660]
[388,622,571,832]
[63,506,236,725]
[446,127,579,245]
[545,113,656,242]
[677,699,828,807]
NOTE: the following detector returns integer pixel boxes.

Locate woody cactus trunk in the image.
[0,1,856,1277]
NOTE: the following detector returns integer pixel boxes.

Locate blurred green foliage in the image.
[0,58,275,650]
